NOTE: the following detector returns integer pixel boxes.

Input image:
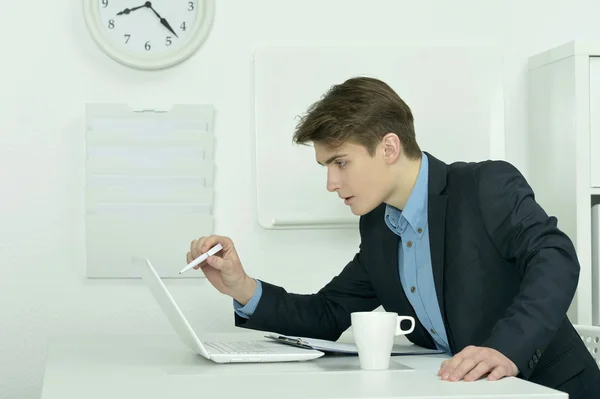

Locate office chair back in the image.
[574,324,600,369]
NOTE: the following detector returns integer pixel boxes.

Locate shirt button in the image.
[430,328,436,335]
[410,286,416,293]
[417,228,423,233]
[406,241,413,248]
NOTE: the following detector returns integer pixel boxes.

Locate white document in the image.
[265,334,445,355]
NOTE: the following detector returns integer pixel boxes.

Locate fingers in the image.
[487,365,509,381]
[190,239,200,259]
[439,346,476,380]
[463,360,492,382]
[438,346,515,383]
[190,237,204,259]
[205,255,225,270]
[190,235,234,259]
[447,357,479,382]
[186,251,204,271]
[203,235,234,254]
[437,359,450,376]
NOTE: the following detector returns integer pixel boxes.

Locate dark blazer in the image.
[236,152,600,397]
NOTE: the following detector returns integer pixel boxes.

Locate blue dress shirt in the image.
[234,279,263,318]
[383,153,450,353]
[235,152,451,354]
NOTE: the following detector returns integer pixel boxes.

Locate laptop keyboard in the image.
[203,341,274,354]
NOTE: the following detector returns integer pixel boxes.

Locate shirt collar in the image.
[384,152,429,235]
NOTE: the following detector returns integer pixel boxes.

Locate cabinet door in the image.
[593,204,600,325]
[590,57,600,187]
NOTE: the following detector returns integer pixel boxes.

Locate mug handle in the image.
[395,315,415,335]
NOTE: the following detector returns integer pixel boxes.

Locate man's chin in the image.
[349,204,367,216]
[349,201,379,216]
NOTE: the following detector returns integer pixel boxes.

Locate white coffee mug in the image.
[351,311,415,370]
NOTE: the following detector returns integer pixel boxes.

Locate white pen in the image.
[179,243,223,274]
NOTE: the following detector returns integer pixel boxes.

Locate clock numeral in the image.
[145,41,151,51]
[188,2,194,11]
[180,21,187,31]
[166,36,172,46]
[108,19,115,29]
[124,34,131,44]
[101,0,109,7]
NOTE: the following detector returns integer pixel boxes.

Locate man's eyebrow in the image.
[317,154,348,165]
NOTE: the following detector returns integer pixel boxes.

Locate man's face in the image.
[314,141,391,216]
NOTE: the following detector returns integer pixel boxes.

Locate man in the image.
[188,77,600,398]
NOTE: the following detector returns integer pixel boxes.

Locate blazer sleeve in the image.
[476,160,580,380]
[233,220,381,341]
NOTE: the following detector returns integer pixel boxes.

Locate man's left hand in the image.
[438,346,519,382]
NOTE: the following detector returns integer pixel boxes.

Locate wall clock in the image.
[83,0,215,70]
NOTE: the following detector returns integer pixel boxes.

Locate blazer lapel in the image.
[429,195,447,319]
[425,152,452,346]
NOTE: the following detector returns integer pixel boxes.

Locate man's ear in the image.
[381,133,401,164]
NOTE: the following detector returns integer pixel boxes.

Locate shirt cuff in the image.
[233,279,262,318]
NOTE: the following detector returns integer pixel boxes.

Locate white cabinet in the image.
[528,41,600,325]
[593,205,600,324]
[590,58,600,188]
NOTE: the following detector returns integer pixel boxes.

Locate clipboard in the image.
[265,334,445,356]
[265,334,315,350]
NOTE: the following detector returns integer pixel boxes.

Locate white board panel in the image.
[254,46,505,229]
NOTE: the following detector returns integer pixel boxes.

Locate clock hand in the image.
[146,2,179,38]
[159,18,179,38]
[116,4,146,16]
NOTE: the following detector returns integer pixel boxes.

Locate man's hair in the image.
[292,76,421,159]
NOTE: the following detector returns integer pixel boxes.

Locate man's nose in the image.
[326,170,339,192]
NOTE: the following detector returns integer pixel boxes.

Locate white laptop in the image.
[133,257,324,363]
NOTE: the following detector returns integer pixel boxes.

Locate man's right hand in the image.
[187,235,257,305]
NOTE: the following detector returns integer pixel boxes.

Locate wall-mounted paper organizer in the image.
[85,103,215,278]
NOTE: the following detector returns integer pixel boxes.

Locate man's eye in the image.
[336,160,346,167]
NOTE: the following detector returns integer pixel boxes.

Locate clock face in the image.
[97,0,199,56]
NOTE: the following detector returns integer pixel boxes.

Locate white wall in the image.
[1,0,598,398]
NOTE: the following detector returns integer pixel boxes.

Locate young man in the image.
[188,77,600,398]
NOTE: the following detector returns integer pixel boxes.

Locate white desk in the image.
[40,332,566,399]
